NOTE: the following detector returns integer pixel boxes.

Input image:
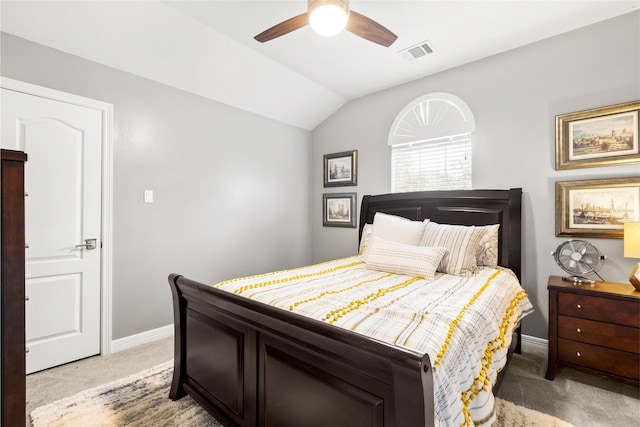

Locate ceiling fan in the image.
[254,0,398,47]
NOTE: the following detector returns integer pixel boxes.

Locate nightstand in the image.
[545,275,639,386]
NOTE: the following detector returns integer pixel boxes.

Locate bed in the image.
[168,188,531,427]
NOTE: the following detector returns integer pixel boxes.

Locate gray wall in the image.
[311,12,640,339]
[1,33,312,340]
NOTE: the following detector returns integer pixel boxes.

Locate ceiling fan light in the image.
[308,1,349,36]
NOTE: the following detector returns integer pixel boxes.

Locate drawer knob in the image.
[576,351,581,357]
[576,304,582,309]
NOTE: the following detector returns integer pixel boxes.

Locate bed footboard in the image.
[169,273,434,427]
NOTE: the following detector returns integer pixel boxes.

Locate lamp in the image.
[624,222,640,291]
[308,0,349,36]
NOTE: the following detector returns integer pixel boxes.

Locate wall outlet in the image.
[144,190,154,203]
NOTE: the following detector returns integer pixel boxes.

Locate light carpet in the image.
[31,361,574,427]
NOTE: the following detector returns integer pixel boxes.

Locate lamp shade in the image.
[308,0,349,36]
[624,222,640,258]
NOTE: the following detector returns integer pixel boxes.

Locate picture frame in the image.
[555,100,640,170]
[323,193,357,228]
[555,177,640,239]
[324,150,357,187]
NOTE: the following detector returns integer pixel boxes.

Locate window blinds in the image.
[391,134,472,193]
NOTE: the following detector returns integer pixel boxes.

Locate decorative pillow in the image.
[371,212,429,246]
[359,223,373,255]
[364,237,447,281]
[476,224,500,268]
[419,222,485,276]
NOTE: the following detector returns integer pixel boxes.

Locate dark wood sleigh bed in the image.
[168,188,523,427]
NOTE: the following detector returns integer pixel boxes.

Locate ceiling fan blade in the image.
[346,10,397,47]
[254,13,309,43]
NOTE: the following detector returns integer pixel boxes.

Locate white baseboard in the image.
[111,324,174,353]
[521,334,548,354]
[109,327,549,357]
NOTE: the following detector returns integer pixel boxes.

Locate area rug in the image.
[31,361,574,427]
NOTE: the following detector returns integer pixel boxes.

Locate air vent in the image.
[400,40,435,62]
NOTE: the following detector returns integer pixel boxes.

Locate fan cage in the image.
[553,240,604,279]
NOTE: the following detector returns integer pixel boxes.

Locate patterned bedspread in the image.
[214,255,533,427]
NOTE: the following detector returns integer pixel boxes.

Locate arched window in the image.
[388,92,475,192]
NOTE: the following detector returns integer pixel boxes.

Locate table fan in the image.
[552,240,606,284]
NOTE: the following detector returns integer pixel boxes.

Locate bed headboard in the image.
[359,188,522,280]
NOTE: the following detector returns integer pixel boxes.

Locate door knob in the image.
[76,238,97,250]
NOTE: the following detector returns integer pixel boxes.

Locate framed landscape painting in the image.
[323,193,356,228]
[324,150,357,187]
[555,177,640,238]
[555,100,640,170]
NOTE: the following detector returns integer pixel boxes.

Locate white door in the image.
[1,87,103,373]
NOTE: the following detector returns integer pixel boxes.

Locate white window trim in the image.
[388,92,475,193]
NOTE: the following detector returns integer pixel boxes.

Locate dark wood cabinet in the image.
[1,149,27,427]
[545,275,640,386]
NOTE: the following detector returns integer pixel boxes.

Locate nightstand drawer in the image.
[558,339,640,381]
[558,292,640,327]
[558,315,640,354]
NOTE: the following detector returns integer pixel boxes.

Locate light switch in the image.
[144,190,154,203]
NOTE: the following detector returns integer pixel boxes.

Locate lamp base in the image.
[630,262,640,291]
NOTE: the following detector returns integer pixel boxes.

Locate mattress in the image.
[215,255,533,427]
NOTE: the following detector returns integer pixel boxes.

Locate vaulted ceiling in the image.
[2,1,638,130]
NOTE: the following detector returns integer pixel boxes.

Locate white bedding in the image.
[215,255,533,427]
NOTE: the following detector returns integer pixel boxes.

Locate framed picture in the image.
[324,150,357,187]
[323,193,357,228]
[555,177,640,238]
[555,100,640,170]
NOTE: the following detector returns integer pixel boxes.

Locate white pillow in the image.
[419,222,485,276]
[364,236,447,281]
[359,223,373,255]
[371,212,429,246]
[476,224,500,268]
